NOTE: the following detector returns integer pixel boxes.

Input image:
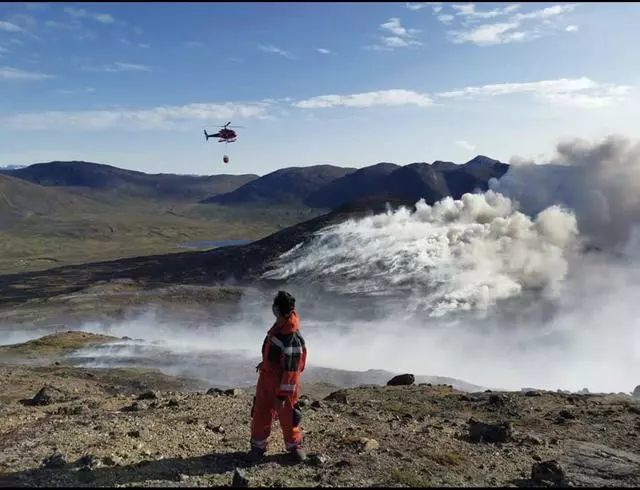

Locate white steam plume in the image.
[265,191,578,316]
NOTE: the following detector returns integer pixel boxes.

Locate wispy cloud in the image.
[294,89,434,109]
[293,77,631,112]
[406,2,442,13]
[452,3,521,20]
[513,4,576,21]
[0,66,54,81]
[0,21,25,33]
[83,62,151,73]
[456,140,476,151]
[258,44,294,59]
[316,48,333,54]
[367,17,422,51]
[437,3,578,46]
[1,102,271,131]
[438,14,455,25]
[449,22,529,45]
[436,77,631,109]
[64,7,115,24]
[565,24,579,32]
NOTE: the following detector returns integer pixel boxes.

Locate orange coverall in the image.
[250,311,307,452]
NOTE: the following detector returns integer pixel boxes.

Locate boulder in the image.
[488,394,506,407]
[525,391,542,397]
[325,391,348,404]
[633,385,640,399]
[232,468,249,487]
[468,419,512,443]
[75,455,102,469]
[206,388,225,396]
[307,454,328,467]
[42,453,67,469]
[531,460,565,485]
[224,389,242,397]
[387,374,415,386]
[137,390,158,400]
[31,386,68,406]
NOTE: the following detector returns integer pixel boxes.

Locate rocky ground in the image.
[1,334,639,487]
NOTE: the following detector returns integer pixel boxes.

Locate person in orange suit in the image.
[249,290,307,463]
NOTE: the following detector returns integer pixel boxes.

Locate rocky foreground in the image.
[1,335,640,487]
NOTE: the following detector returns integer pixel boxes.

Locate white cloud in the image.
[436,78,631,109]
[452,3,521,20]
[0,21,25,33]
[368,17,422,51]
[565,24,579,32]
[0,66,54,81]
[316,48,332,54]
[381,17,420,37]
[293,89,434,109]
[449,22,526,45]
[138,43,150,49]
[406,2,442,12]
[456,140,476,151]
[1,102,271,131]
[446,4,578,46]
[185,41,203,48]
[438,14,455,25]
[63,7,115,24]
[258,44,294,59]
[84,62,151,73]
[514,4,576,21]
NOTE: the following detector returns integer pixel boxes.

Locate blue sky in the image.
[1,2,639,175]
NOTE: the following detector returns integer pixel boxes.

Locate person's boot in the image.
[289,447,307,463]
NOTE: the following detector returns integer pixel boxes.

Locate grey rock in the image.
[532,460,565,485]
[307,454,327,467]
[232,468,249,487]
[468,418,512,443]
[525,391,543,397]
[387,374,415,386]
[325,391,348,404]
[137,390,158,400]
[75,454,101,469]
[206,388,225,396]
[633,385,640,399]
[224,389,242,397]
[31,386,68,406]
[42,453,66,469]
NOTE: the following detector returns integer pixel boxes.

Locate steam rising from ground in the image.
[265,191,578,316]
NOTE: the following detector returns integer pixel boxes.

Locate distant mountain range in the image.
[0,161,257,201]
[204,155,508,209]
[0,157,509,211]
[201,165,357,206]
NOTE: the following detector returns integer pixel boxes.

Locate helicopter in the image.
[204,122,243,164]
[203,122,243,144]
